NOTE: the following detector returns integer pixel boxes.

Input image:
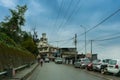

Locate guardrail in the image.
[0,64,29,78]
[14,64,28,71]
[0,71,7,76]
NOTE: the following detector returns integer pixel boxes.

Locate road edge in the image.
[21,63,39,80]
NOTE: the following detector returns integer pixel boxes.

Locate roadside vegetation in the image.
[0,5,39,71]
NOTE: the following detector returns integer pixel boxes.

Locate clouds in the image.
[0,0,120,58]
[25,0,46,17]
[98,45,120,59]
[0,0,17,8]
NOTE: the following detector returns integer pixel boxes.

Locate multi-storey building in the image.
[37,33,58,60]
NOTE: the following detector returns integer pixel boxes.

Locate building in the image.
[59,48,76,58]
[37,33,58,60]
[85,53,97,61]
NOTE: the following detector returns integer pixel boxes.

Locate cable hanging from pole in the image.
[78,8,120,37]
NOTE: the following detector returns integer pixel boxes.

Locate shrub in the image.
[0,43,35,72]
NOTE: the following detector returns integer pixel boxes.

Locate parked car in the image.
[74,59,81,68]
[55,57,63,64]
[74,58,91,68]
[105,59,120,75]
[44,58,50,63]
[80,58,91,69]
[92,59,111,73]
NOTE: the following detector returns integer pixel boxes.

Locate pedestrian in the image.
[40,58,44,67]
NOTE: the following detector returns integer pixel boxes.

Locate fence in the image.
[0,63,31,79]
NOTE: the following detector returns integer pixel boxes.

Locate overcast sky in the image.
[0,0,120,59]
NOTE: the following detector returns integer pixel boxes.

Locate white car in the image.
[106,59,120,75]
[55,57,63,64]
[45,58,50,63]
[92,59,111,73]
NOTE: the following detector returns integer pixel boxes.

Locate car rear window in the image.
[93,59,101,63]
[109,60,117,65]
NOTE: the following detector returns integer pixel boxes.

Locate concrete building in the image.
[37,33,58,60]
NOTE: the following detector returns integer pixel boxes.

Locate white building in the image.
[37,33,58,60]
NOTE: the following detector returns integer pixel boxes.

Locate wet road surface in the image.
[27,62,107,80]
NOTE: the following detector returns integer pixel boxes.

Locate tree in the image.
[0,5,27,43]
[1,5,27,32]
[0,5,39,55]
[21,35,38,55]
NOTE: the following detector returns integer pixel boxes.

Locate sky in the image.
[0,0,120,59]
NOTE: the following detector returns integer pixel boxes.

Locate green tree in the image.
[1,5,27,32]
[0,5,27,43]
[21,36,38,55]
[0,5,39,55]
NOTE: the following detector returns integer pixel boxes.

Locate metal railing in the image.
[0,71,7,76]
[0,64,28,76]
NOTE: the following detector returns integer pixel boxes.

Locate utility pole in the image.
[74,34,77,60]
[33,28,38,43]
[90,40,93,60]
[85,28,87,54]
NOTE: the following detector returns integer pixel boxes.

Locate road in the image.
[26,62,107,80]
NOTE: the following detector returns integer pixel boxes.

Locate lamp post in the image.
[80,25,87,54]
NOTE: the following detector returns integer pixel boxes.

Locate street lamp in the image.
[80,25,87,54]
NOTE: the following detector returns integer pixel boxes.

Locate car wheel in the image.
[101,69,105,74]
[101,68,107,74]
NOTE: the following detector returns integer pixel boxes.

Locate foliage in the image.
[0,32,16,47]
[0,5,27,44]
[0,43,35,72]
[1,5,27,32]
[0,5,39,55]
[21,36,38,55]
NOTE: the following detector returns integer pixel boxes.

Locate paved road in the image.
[27,62,107,80]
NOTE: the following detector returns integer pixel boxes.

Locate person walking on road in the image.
[40,58,44,67]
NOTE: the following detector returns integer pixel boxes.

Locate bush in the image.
[0,32,16,47]
[0,43,35,72]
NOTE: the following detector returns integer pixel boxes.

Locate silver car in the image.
[80,58,91,69]
[55,57,63,64]
[74,59,81,68]
[74,58,90,68]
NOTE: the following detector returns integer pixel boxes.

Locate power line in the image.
[78,8,120,37]
[50,0,81,44]
[51,4,120,46]
[92,32,120,40]
[77,41,90,52]
[94,35,120,41]
[49,38,74,48]
[54,0,64,28]
[56,0,74,33]
[57,0,81,33]
[57,0,72,31]
[58,39,73,47]
[59,0,73,23]
[55,7,120,44]
[49,33,120,46]
[49,37,74,43]
[61,0,82,30]
[50,0,64,35]
[78,35,120,53]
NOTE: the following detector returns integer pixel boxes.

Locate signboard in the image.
[86,53,92,58]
